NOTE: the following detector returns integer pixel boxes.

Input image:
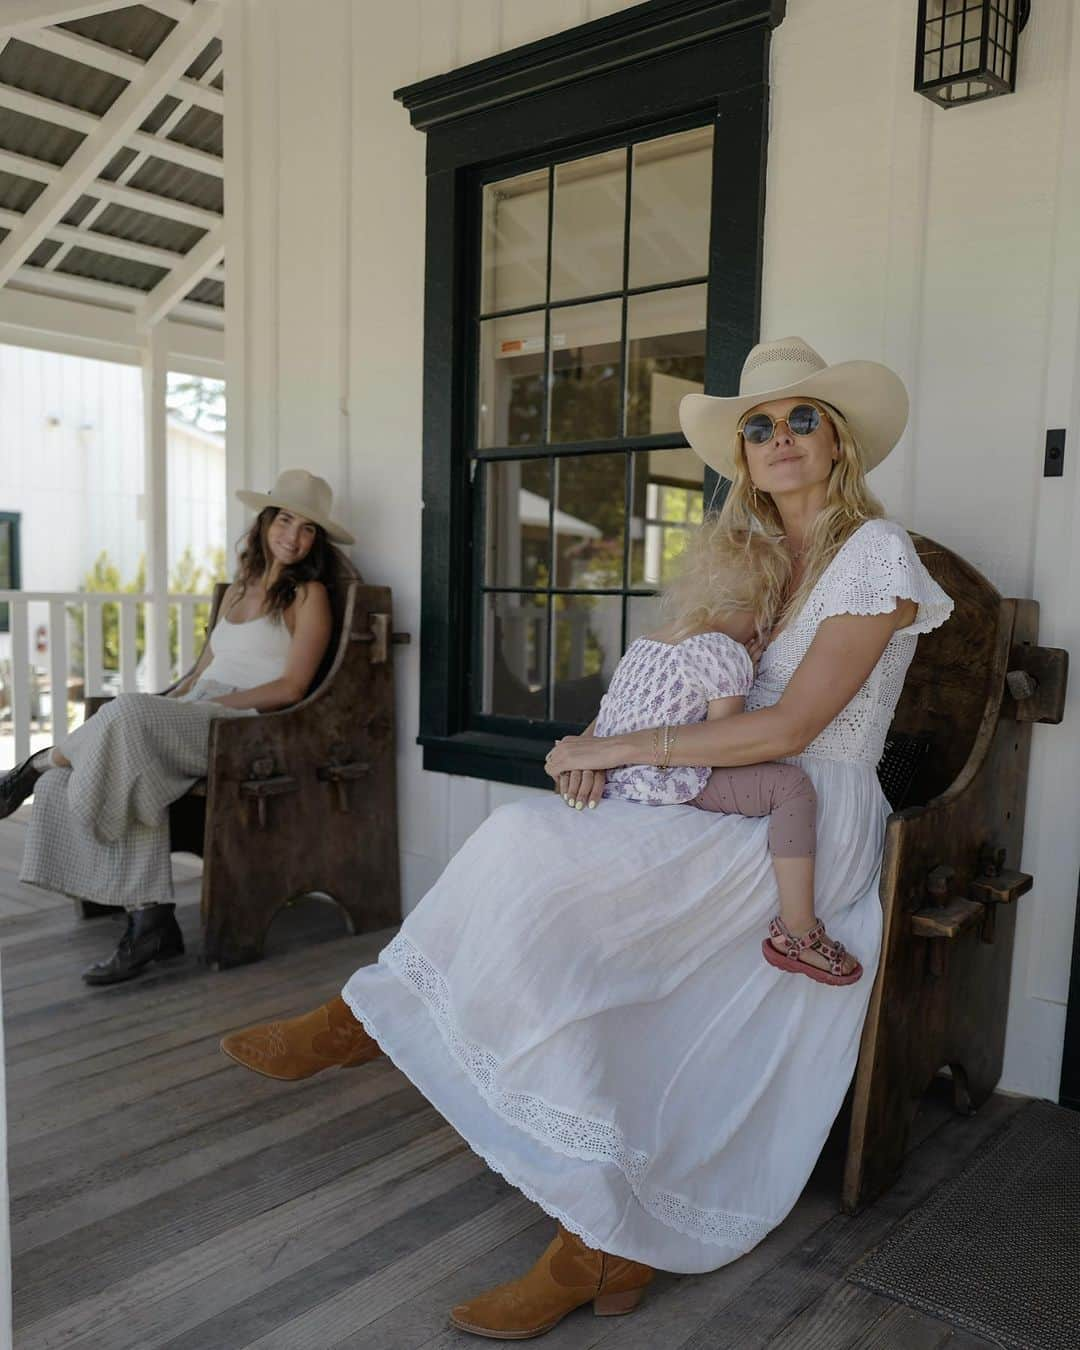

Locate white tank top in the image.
[198,613,293,690]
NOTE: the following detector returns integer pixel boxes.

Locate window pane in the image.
[629,126,713,289]
[549,298,622,444]
[478,310,546,448]
[479,591,548,719]
[482,458,551,589]
[553,453,626,589]
[629,449,703,588]
[552,594,621,723]
[626,284,706,436]
[626,593,665,647]
[0,522,11,588]
[481,168,549,314]
[551,148,626,303]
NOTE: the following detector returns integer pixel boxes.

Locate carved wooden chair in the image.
[82,553,409,969]
[842,533,1068,1211]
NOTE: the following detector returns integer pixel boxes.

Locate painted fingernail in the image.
[567,798,576,807]
[575,801,584,811]
[588,801,596,809]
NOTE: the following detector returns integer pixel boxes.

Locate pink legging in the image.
[691,763,817,858]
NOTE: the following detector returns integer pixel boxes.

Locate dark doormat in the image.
[848,1099,1080,1350]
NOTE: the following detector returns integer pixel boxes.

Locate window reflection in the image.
[552,595,621,724]
[481,168,549,314]
[549,299,622,444]
[479,591,548,720]
[629,126,714,289]
[551,149,626,302]
[626,284,706,436]
[478,311,546,448]
[482,459,551,590]
[553,453,625,589]
[630,448,703,588]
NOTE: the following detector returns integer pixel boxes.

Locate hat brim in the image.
[678,360,909,480]
[235,490,355,545]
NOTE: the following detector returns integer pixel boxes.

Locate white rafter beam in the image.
[136,219,222,327]
[0,1,221,290]
[9,263,223,328]
[0,85,223,178]
[21,24,223,115]
[0,2,141,39]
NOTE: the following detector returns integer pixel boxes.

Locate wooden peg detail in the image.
[969,868,1033,906]
[1005,644,1068,724]
[239,774,299,828]
[911,897,985,940]
[317,760,372,812]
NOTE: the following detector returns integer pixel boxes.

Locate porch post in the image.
[141,321,171,691]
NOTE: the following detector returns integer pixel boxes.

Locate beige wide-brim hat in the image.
[679,336,909,480]
[236,468,354,545]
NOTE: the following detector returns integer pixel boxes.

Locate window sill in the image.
[418,731,553,790]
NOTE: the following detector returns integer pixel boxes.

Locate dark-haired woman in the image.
[0,469,352,986]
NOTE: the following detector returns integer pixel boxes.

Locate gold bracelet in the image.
[658,723,675,777]
[651,725,661,766]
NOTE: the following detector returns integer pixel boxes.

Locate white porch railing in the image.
[0,590,212,766]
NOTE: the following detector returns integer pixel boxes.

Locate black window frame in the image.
[397,0,785,789]
[0,511,21,634]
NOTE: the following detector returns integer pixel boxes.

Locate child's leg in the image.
[692,765,858,976]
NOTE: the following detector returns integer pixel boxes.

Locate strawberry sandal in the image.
[762,915,863,987]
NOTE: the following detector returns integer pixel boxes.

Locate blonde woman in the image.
[221,340,953,1340]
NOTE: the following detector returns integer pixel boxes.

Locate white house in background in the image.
[0,342,226,668]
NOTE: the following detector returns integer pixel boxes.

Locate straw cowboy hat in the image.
[678,337,909,480]
[236,468,354,545]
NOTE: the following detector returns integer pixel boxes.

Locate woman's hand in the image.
[545,732,628,781]
[555,767,607,810]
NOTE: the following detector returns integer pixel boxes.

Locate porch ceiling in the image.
[0,0,224,331]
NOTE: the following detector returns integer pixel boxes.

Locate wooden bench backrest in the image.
[887,533,1002,804]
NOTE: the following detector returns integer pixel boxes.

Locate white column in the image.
[142,321,171,690]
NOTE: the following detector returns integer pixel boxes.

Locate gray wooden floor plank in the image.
[1,823,1034,1350]
[19,1132,482,1350]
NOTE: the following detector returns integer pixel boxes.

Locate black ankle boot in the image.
[0,750,48,820]
[82,904,185,986]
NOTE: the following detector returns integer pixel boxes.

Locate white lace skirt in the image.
[342,754,888,1273]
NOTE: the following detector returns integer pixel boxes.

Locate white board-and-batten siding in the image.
[223,0,1080,1100]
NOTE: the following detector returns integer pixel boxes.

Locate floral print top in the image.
[595,632,754,805]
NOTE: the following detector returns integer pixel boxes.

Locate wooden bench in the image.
[843,533,1068,1211]
[83,556,409,969]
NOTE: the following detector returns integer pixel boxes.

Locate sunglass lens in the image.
[742,414,774,444]
[788,404,821,436]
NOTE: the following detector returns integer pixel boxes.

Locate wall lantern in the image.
[915,1,1031,108]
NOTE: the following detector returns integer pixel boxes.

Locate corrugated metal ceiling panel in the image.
[187,276,223,307]
[0,38,125,116]
[127,156,222,214]
[168,105,222,155]
[55,244,167,292]
[90,202,204,254]
[0,169,45,214]
[59,6,177,63]
[0,107,83,168]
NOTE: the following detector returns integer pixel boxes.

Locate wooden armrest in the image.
[911,898,985,939]
[969,869,1033,905]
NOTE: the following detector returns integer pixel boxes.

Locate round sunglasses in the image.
[739,403,823,445]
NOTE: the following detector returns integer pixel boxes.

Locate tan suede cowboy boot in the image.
[219,994,382,1080]
[449,1223,654,1339]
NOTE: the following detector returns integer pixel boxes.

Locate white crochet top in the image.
[745,519,954,766]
